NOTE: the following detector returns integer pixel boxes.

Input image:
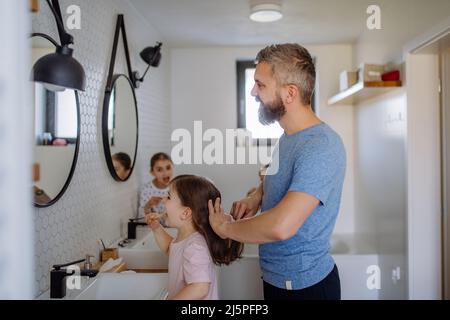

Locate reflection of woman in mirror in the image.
[112,152,131,180]
[138,153,173,221]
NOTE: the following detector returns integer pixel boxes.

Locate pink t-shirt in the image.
[167,232,219,300]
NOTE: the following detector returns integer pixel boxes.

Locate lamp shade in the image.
[32,46,86,91]
[140,43,162,67]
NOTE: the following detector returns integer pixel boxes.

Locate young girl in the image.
[146,175,243,300]
[112,152,131,180]
[138,152,174,219]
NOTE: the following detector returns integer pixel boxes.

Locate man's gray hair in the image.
[256,43,316,106]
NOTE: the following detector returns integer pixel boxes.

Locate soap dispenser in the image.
[81,254,98,277]
[84,254,93,270]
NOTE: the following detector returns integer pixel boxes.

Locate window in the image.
[34,84,77,144]
[237,60,316,144]
[55,89,77,139]
[108,88,117,146]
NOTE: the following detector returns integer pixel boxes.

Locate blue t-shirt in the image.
[260,123,346,290]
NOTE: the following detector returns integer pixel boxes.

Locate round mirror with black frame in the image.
[32,43,81,207]
[102,14,142,182]
[102,74,138,181]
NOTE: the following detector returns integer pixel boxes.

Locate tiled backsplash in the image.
[32,0,171,296]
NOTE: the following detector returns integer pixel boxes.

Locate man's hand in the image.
[230,183,263,220]
[230,195,261,220]
[208,198,232,239]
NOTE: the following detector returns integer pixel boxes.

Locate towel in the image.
[99,257,123,272]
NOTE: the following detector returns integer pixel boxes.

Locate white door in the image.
[0,0,34,299]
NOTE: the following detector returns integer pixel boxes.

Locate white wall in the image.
[353,4,450,300]
[353,89,408,299]
[354,0,450,65]
[171,45,355,235]
[32,0,171,296]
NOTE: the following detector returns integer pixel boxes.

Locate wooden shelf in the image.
[328,81,402,106]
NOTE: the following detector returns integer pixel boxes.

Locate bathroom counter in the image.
[129,268,168,273]
[94,260,168,273]
[93,261,127,273]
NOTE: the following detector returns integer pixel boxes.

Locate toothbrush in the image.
[99,239,106,250]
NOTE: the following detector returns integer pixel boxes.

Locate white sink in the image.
[75,273,168,300]
[119,249,168,269]
[118,228,176,269]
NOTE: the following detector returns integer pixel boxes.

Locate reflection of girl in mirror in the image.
[112,152,131,180]
[138,152,174,220]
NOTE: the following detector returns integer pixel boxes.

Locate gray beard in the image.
[257,96,286,125]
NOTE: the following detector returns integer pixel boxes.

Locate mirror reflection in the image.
[32,43,80,207]
[112,152,131,180]
[103,75,138,181]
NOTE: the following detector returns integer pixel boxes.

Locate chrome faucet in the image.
[50,255,99,298]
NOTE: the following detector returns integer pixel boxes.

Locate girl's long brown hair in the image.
[171,175,243,265]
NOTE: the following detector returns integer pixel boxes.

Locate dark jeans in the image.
[263,264,341,300]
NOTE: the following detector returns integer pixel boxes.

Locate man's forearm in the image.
[223,192,319,244]
[249,182,263,212]
[254,182,263,203]
[224,207,282,244]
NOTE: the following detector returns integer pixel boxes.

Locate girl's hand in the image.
[144,197,163,213]
[145,213,162,230]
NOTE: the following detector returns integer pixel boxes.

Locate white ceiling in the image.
[130,0,371,47]
[130,0,450,48]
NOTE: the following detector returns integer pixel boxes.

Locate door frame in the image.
[404,16,450,299]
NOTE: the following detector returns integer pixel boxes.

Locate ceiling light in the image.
[250,3,283,23]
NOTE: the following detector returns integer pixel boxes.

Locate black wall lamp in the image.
[106,15,162,90]
[132,42,162,88]
[31,0,85,91]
